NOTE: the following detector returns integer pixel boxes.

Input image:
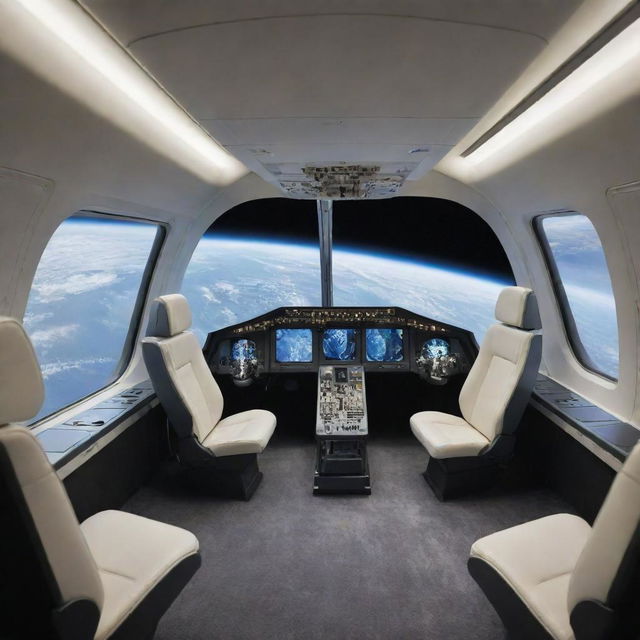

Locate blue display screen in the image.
[275,328,313,363]
[232,339,256,362]
[423,338,449,359]
[365,328,404,362]
[323,328,356,361]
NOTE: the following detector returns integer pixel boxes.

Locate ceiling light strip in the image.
[13,0,246,184]
[461,1,640,158]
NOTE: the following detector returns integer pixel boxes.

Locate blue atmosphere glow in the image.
[182,236,511,347]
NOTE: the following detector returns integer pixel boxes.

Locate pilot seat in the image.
[410,286,542,500]
[142,294,276,500]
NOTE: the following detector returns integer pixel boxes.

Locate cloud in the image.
[198,285,220,304]
[22,311,53,329]
[32,271,119,302]
[40,356,115,380]
[214,281,240,295]
[542,216,604,256]
[30,324,79,349]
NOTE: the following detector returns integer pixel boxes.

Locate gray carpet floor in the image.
[124,438,572,640]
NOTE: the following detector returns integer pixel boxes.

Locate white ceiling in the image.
[81,0,585,195]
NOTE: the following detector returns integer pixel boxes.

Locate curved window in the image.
[536,213,618,379]
[183,197,514,345]
[332,198,514,343]
[24,214,162,422]
[182,199,321,343]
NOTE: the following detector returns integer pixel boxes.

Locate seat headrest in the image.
[495,286,541,330]
[146,294,192,338]
[0,317,44,425]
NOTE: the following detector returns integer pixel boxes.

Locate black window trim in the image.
[533,210,618,382]
[29,210,167,426]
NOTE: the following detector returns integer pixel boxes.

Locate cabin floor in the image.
[123,432,572,640]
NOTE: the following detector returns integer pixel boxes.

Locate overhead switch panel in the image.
[269,163,416,199]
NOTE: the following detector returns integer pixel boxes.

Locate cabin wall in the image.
[438,55,640,425]
[2,3,640,431]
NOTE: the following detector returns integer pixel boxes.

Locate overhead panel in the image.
[274,163,413,199]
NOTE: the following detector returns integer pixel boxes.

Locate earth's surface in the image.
[23,221,618,422]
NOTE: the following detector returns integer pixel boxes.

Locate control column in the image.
[314,365,370,495]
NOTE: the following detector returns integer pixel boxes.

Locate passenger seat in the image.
[469,441,640,639]
[0,316,200,639]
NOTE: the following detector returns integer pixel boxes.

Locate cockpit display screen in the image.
[365,328,404,362]
[231,338,256,363]
[275,328,313,363]
[423,338,449,359]
[323,328,356,361]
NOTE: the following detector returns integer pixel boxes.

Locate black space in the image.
[208,198,318,244]
[206,196,514,282]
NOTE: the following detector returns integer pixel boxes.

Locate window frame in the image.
[28,210,167,425]
[533,210,618,382]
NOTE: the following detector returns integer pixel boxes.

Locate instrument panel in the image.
[204,307,477,386]
[316,365,368,436]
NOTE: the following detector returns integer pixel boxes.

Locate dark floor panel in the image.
[123,439,572,640]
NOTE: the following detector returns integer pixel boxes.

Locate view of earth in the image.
[182,236,510,348]
[541,215,619,378]
[22,213,618,423]
[23,218,158,422]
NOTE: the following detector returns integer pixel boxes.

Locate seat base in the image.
[314,438,371,495]
[108,553,201,640]
[423,455,501,501]
[186,453,263,501]
[467,556,554,640]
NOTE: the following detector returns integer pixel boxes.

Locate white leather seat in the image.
[142,294,276,458]
[82,511,199,640]
[142,294,276,498]
[411,286,542,460]
[202,408,276,456]
[0,316,200,640]
[410,411,490,458]
[469,442,640,639]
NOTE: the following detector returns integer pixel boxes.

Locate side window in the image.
[24,214,162,422]
[536,213,619,379]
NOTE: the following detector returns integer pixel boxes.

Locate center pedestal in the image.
[314,365,370,495]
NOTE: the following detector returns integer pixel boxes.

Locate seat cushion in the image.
[410,411,489,458]
[470,513,592,640]
[81,510,199,640]
[203,409,277,457]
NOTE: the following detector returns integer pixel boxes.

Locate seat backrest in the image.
[0,317,103,639]
[459,286,542,443]
[568,442,640,637]
[142,294,224,443]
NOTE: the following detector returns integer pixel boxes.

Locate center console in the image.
[314,365,370,495]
